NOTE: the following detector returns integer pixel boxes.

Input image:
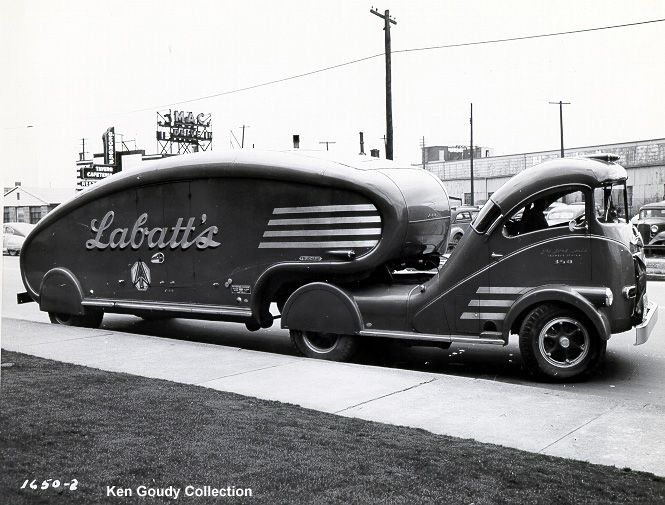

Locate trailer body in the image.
[19,151,449,329]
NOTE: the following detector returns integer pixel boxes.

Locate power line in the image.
[128,53,384,113]
[132,17,664,112]
[393,17,665,55]
[5,17,664,129]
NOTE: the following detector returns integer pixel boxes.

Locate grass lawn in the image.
[1,350,664,504]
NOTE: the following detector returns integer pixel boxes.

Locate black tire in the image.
[49,309,104,329]
[290,330,359,361]
[519,303,606,381]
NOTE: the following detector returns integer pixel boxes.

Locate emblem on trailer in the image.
[131,260,151,291]
[151,252,165,264]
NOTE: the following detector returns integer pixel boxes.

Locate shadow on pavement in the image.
[99,313,637,390]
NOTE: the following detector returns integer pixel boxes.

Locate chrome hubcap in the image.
[303,332,339,354]
[538,317,589,368]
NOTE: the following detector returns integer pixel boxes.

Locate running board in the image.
[81,299,253,318]
[358,329,507,346]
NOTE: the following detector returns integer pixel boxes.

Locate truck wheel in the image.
[49,310,104,329]
[519,304,605,381]
[290,330,358,361]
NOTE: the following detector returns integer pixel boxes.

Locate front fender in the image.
[505,285,612,341]
[281,282,363,335]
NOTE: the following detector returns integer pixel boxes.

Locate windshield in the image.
[6,223,34,237]
[640,208,665,219]
[594,182,628,223]
[472,200,501,233]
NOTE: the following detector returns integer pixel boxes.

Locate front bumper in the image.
[635,299,658,345]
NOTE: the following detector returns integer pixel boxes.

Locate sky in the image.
[2,0,664,189]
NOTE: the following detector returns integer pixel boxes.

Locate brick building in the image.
[425,138,665,214]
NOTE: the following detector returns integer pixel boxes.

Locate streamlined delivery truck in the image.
[18,150,657,380]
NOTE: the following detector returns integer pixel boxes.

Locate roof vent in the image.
[583,153,620,163]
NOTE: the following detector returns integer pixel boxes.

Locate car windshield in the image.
[6,223,34,237]
[472,200,501,233]
[640,208,665,219]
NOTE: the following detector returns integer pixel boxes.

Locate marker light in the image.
[605,287,614,307]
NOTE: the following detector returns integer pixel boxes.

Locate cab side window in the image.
[503,189,586,237]
[594,186,625,224]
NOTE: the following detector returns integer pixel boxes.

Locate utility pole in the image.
[549,100,570,157]
[370,7,396,160]
[117,133,136,152]
[79,138,88,161]
[420,136,426,169]
[240,125,250,148]
[470,103,474,206]
[319,140,336,151]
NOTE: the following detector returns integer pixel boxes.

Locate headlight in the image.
[605,287,614,307]
[651,224,659,233]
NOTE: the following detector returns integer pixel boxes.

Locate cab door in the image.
[485,187,592,333]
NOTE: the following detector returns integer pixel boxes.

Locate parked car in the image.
[635,201,665,246]
[448,206,479,249]
[545,204,585,226]
[3,222,35,256]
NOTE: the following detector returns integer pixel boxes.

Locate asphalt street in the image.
[2,254,664,404]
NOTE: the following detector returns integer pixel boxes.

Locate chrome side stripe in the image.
[268,216,381,226]
[263,228,381,237]
[262,203,382,250]
[259,240,379,249]
[460,312,507,320]
[468,299,513,307]
[273,204,377,214]
[476,286,528,294]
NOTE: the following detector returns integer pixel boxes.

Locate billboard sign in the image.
[102,127,116,166]
[157,110,212,154]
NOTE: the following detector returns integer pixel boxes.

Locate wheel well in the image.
[511,301,598,338]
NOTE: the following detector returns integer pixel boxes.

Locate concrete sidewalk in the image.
[2,317,664,477]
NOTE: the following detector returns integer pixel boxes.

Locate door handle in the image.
[327,249,356,260]
[491,252,503,260]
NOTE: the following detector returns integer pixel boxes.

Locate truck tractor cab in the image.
[283,154,657,381]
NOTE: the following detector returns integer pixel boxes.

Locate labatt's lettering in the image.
[86,211,221,250]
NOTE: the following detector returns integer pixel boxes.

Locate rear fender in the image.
[505,286,611,340]
[39,268,85,315]
[281,282,362,335]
